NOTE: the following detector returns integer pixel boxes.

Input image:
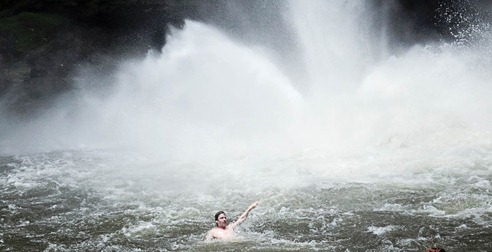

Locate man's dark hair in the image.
[214,211,225,226]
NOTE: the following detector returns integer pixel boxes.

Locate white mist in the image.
[1,1,491,186]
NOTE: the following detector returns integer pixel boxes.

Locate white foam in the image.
[367,225,400,235]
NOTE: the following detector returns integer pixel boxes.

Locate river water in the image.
[2,148,492,251]
[2,1,492,251]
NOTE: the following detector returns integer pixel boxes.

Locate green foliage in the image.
[0,0,196,58]
[0,12,65,54]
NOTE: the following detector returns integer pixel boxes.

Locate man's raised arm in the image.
[230,201,259,230]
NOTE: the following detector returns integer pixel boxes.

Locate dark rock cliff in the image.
[0,0,199,114]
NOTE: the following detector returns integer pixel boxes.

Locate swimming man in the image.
[205,201,259,240]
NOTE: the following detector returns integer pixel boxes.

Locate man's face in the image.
[216,213,227,228]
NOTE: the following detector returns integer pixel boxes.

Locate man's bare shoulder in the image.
[207,227,235,240]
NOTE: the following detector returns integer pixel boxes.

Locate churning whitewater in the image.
[1,1,492,251]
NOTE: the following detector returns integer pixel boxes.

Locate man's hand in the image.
[249,201,259,210]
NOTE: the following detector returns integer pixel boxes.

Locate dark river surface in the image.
[1,148,491,251]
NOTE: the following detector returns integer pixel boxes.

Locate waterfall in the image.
[1,1,491,179]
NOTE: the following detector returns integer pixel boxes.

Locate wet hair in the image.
[426,248,446,252]
[214,211,225,226]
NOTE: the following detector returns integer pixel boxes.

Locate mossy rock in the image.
[0,12,65,56]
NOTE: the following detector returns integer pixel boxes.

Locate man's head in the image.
[214,211,227,228]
